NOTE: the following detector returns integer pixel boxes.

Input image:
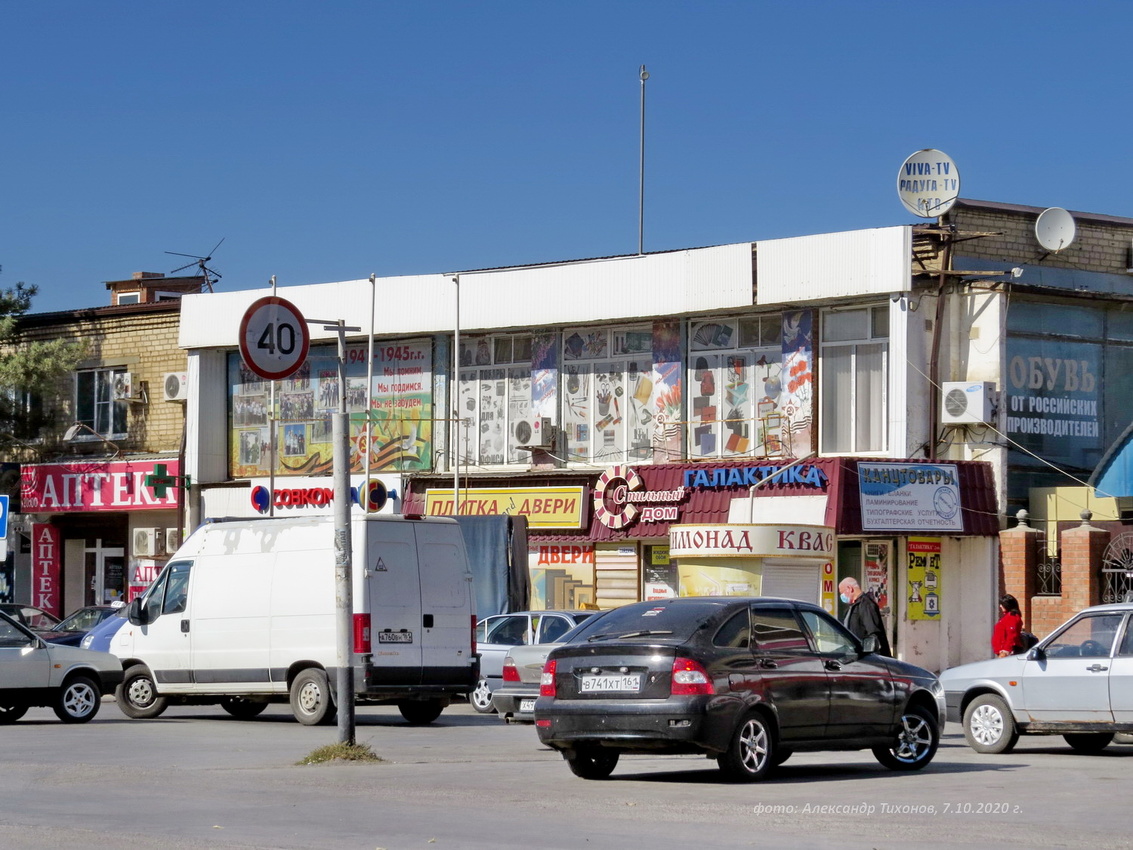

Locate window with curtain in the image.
[819,307,888,454]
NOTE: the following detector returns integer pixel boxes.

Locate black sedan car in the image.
[534,597,944,781]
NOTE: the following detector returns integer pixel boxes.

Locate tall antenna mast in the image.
[638,64,649,256]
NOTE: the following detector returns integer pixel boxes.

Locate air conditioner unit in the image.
[112,372,134,401]
[513,415,553,447]
[133,528,162,557]
[163,372,189,402]
[940,381,995,425]
[165,528,182,554]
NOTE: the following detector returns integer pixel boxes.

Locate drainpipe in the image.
[926,226,955,461]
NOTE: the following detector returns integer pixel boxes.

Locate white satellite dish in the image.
[897,149,961,218]
[1035,207,1077,253]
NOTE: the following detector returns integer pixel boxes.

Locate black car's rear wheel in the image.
[220,697,269,719]
[962,693,1018,754]
[717,711,775,781]
[0,703,28,723]
[1063,732,1114,753]
[566,746,620,780]
[874,705,939,770]
[398,699,444,725]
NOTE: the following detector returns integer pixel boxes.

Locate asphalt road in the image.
[1,698,1131,850]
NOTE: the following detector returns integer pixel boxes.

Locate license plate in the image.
[580,674,641,693]
[519,698,536,713]
[377,631,413,643]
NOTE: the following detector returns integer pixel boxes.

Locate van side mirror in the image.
[861,634,879,654]
[127,597,146,626]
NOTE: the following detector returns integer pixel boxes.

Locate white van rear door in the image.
[415,522,475,683]
[366,521,424,682]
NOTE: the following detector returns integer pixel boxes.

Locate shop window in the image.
[561,325,653,464]
[688,316,782,458]
[819,307,888,454]
[458,334,533,466]
[74,367,129,438]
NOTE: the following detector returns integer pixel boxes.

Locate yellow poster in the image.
[907,537,941,620]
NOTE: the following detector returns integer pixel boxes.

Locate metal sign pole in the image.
[307,317,361,745]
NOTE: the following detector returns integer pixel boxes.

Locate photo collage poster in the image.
[228,340,433,478]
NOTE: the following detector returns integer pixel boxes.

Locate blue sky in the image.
[3,1,1131,314]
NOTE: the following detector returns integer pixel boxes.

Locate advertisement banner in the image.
[425,486,586,528]
[21,460,181,512]
[31,523,61,617]
[907,537,941,620]
[858,462,963,532]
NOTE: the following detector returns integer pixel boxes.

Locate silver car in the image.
[940,602,1133,754]
[471,610,600,713]
[0,609,125,723]
[492,613,610,722]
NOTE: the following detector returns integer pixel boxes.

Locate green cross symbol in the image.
[144,463,180,499]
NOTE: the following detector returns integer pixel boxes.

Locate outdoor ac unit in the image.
[165,528,182,554]
[112,372,134,401]
[514,415,552,447]
[940,381,995,425]
[163,372,189,402]
[133,528,162,557]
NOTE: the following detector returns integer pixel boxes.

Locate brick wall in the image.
[15,305,187,455]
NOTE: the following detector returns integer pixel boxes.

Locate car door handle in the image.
[1086,664,1108,672]
[758,658,778,669]
[181,619,190,633]
[824,660,842,671]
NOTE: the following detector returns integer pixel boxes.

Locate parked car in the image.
[471,609,600,713]
[79,604,131,652]
[940,601,1133,755]
[492,613,610,722]
[0,609,125,723]
[534,597,944,781]
[0,603,60,631]
[38,604,123,646]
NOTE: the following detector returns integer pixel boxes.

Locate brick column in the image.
[999,509,1039,625]
[1059,510,1108,616]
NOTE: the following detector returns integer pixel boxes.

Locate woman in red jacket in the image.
[992,593,1023,657]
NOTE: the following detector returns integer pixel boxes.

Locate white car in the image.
[940,602,1133,754]
[0,609,125,723]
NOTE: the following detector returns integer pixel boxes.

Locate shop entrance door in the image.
[84,541,125,605]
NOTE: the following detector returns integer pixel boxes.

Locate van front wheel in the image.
[290,669,334,726]
[117,665,168,719]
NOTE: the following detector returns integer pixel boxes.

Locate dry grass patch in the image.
[297,742,384,765]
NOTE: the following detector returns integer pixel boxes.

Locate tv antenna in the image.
[166,237,225,292]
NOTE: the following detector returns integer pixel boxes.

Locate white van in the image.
[109,514,477,725]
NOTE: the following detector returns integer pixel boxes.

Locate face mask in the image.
[840,593,851,604]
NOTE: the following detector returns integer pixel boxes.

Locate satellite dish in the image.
[897,149,961,218]
[1035,207,1077,253]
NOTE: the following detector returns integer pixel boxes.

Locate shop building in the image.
[2,273,201,615]
[177,225,1011,669]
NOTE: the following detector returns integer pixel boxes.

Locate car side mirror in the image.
[1026,645,1044,661]
[861,634,879,654]
[127,597,146,626]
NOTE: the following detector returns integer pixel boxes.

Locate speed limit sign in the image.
[238,296,311,380]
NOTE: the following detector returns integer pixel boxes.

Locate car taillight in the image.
[670,657,714,696]
[540,659,557,697]
[353,613,371,653]
[502,657,520,683]
[470,614,477,657]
